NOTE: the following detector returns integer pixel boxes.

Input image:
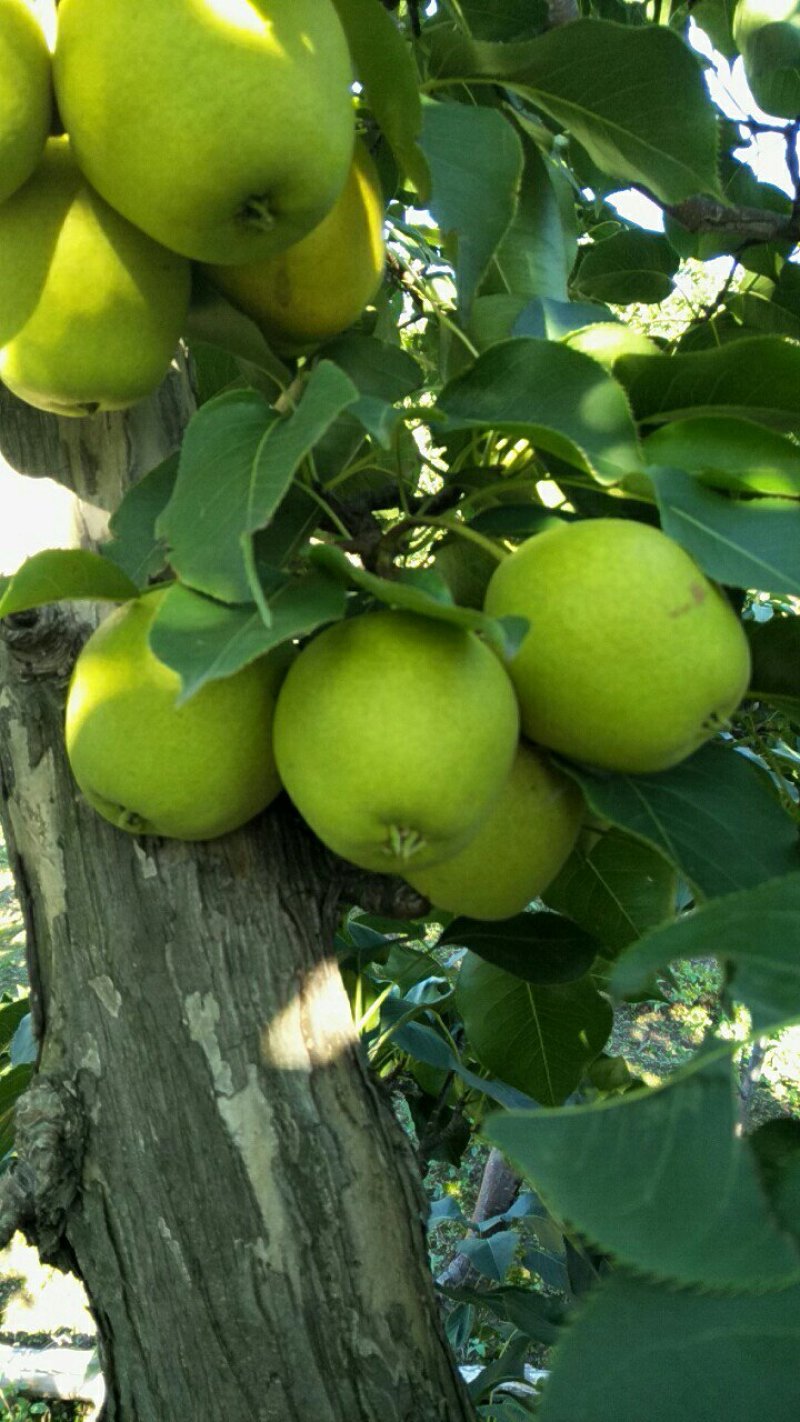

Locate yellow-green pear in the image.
[0,137,190,416]
[65,589,284,840]
[406,742,585,921]
[563,322,659,371]
[54,0,355,264]
[0,0,52,204]
[273,611,520,874]
[203,141,385,354]
[484,519,751,774]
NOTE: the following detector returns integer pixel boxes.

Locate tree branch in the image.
[664,194,800,247]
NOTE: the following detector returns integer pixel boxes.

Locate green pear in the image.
[203,141,385,355]
[65,589,285,840]
[54,0,355,264]
[273,611,520,875]
[406,742,585,921]
[484,519,752,774]
[0,0,52,205]
[0,137,190,416]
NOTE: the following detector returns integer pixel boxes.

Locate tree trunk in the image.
[0,385,475,1422]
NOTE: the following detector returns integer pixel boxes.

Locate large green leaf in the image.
[421,101,524,315]
[612,872,800,1033]
[456,953,612,1106]
[735,1,800,118]
[330,0,429,196]
[652,468,800,595]
[487,1052,800,1289]
[643,417,800,497]
[438,338,643,484]
[562,744,800,900]
[618,337,800,432]
[537,1273,800,1422]
[428,20,719,203]
[159,366,358,604]
[458,0,549,41]
[148,574,346,700]
[544,830,678,956]
[485,137,577,302]
[574,230,679,305]
[0,550,137,618]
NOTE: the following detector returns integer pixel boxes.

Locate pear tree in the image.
[0,2,799,1420]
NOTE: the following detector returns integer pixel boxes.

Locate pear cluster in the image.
[0,0,386,415]
[65,520,751,922]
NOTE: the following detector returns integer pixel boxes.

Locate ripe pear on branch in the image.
[484,518,751,774]
[203,141,386,355]
[406,741,585,921]
[0,137,190,416]
[273,610,520,875]
[66,589,285,841]
[54,0,356,264]
[0,0,52,205]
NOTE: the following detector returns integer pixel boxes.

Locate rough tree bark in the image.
[0,380,476,1422]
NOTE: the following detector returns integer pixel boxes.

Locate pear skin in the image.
[406,742,585,921]
[273,611,520,875]
[0,0,52,205]
[484,519,752,774]
[54,0,355,264]
[65,589,285,840]
[0,138,191,416]
[203,142,385,354]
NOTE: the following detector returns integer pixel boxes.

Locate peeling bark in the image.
[0,381,476,1422]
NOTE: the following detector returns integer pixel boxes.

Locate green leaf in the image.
[747,615,800,721]
[104,454,180,585]
[439,912,600,984]
[485,138,577,302]
[459,0,549,41]
[537,1272,800,1422]
[643,417,800,497]
[575,231,679,304]
[618,336,800,432]
[456,953,612,1106]
[438,338,643,484]
[0,998,30,1056]
[389,1017,536,1110]
[652,468,800,595]
[329,0,430,197]
[487,1052,800,1290]
[0,550,137,618]
[429,20,719,204]
[158,390,275,603]
[148,573,346,700]
[612,872,800,1033]
[421,101,524,316]
[307,544,524,659]
[735,2,800,118]
[441,1283,562,1347]
[562,743,800,900]
[468,1334,530,1401]
[186,340,246,406]
[159,367,358,604]
[184,275,291,393]
[544,830,678,956]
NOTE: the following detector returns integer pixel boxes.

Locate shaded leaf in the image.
[456,954,612,1106]
[422,101,524,315]
[563,744,800,900]
[537,1272,800,1422]
[643,417,800,498]
[390,1017,537,1110]
[544,830,678,956]
[618,336,800,432]
[104,454,180,584]
[652,467,800,595]
[487,1053,800,1290]
[747,615,800,722]
[439,912,600,984]
[575,230,678,304]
